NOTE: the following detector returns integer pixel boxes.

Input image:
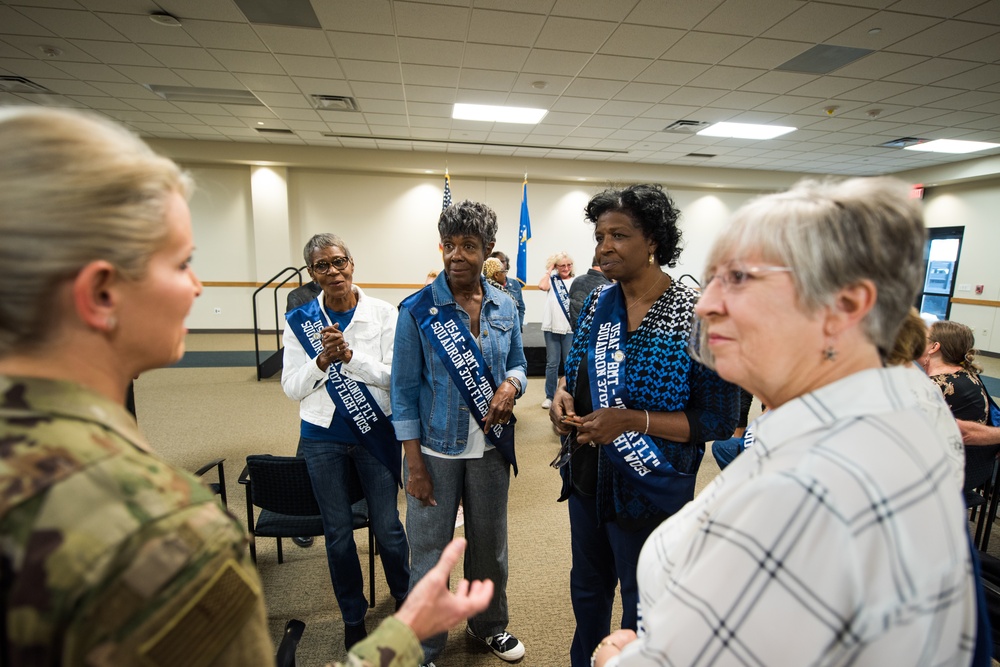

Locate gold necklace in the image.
[626,273,666,310]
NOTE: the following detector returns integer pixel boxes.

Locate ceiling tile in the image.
[235,72,301,93]
[193,114,246,127]
[141,44,225,70]
[719,38,813,69]
[468,9,545,47]
[17,7,125,41]
[462,43,529,72]
[834,51,926,79]
[695,0,801,37]
[113,65,188,86]
[840,80,918,102]
[397,37,464,66]
[661,86,727,106]
[764,3,875,42]
[688,65,765,89]
[75,39,161,65]
[636,60,710,85]
[600,24,684,59]
[956,2,1000,25]
[67,94,134,110]
[880,85,965,106]
[943,32,1000,62]
[884,58,980,86]
[459,68,516,91]
[395,2,470,40]
[401,63,460,87]
[888,20,999,57]
[0,56,71,79]
[888,0,985,19]
[597,99,652,116]
[0,6,55,37]
[624,0,724,30]
[52,60,130,82]
[614,81,677,103]
[340,59,402,83]
[253,25,334,57]
[752,94,824,113]
[349,81,405,100]
[551,0,635,22]
[210,50,285,75]
[327,31,397,62]
[311,0,393,33]
[535,16,618,51]
[931,90,1000,110]
[739,70,816,94]
[522,49,589,76]
[86,80,159,98]
[563,77,626,99]
[660,32,750,65]
[943,64,1000,91]
[175,69,245,89]
[550,96,605,113]
[579,55,653,80]
[789,76,866,98]
[276,54,346,79]
[183,20,268,51]
[95,13,198,46]
[709,90,775,108]
[406,84,457,102]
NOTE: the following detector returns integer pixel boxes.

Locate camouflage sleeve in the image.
[326,616,423,667]
[3,422,273,666]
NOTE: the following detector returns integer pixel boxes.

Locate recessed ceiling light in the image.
[531,81,549,90]
[257,121,264,125]
[453,103,547,124]
[149,11,182,27]
[696,122,796,140]
[904,139,1000,154]
[868,27,882,35]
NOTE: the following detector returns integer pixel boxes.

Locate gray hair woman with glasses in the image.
[281,233,411,651]
[590,177,979,667]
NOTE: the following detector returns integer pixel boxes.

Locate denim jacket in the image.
[391,271,527,455]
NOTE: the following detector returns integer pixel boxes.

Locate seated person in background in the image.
[568,254,611,327]
[490,251,525,331]
[921,320,990,423]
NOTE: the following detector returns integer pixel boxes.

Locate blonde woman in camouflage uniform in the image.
[0,107,492,667]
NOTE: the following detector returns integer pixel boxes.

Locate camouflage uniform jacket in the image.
[334,617,422,667]
[0,375,273,666]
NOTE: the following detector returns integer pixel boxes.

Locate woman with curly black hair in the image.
[549,184,739,667]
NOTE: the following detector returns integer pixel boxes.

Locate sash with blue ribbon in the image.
[286,298,402,486]
[587,283,699,515]
[551,272,572,325]
[401,286,518,475]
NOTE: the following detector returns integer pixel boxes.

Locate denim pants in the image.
[405,447,511,663]
[544,330,574,400]
[567,493,654,667]
[299,437,410,626]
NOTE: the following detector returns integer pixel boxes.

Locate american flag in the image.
[442,171,452,210]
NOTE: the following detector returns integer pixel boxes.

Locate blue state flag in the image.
[516,178,531,284]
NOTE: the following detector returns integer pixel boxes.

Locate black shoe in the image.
[394,595,406,612]
[344,621,368,650]
[291,536,314,548]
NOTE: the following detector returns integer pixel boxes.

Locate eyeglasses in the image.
[549,430,583,469]
[704,261,791,292]
[310,257,351,274]
[556,263,573,269]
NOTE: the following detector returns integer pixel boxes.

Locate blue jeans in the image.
[567,493,653,667]
[406,448,511,663]
[544,330,574,400]
[299,437,410,626]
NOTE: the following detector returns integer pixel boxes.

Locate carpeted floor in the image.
[137,334,1000,666]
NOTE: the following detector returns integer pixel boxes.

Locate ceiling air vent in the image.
[662,120,711,134]
[0,76,52,94]
[879,137,928,149]
[312,95,360,111]
[685,153,716,159]
[255,128,295,135]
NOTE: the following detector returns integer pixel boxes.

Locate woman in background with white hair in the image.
[591,177,980,667]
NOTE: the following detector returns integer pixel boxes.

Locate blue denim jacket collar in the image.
[430,271,502,310]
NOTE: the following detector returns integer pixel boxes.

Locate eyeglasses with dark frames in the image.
[310,257,351,274]
[549,429,584,469]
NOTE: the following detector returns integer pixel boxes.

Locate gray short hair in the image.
[303,233,351,265]
[438,200,497,247]
[0,107,190,356]
[702,177,925,356]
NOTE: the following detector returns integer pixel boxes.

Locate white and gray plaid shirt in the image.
[615,365,974,667]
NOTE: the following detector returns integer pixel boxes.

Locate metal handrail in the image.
[252,266,306,380]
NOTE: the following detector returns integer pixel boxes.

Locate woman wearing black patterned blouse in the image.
[548,184,739,667]
[922,320,989,423]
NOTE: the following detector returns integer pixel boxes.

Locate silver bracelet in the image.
[504,377,521,394]
[644,409,649,435]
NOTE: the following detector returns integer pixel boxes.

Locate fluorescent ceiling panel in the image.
[453,103,547,124]
[903,139,1000,154]
[697,122,796,140]
[146,85,264,105]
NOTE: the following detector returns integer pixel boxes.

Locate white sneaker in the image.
[541,398,552,409]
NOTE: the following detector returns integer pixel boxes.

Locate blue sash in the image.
[551,272,572,325]
[286,298,401,486]
[401,286,518,474]
[587,283,699,515]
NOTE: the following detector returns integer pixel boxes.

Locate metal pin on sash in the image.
[429,307,438,315]
[613,350,626,362]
